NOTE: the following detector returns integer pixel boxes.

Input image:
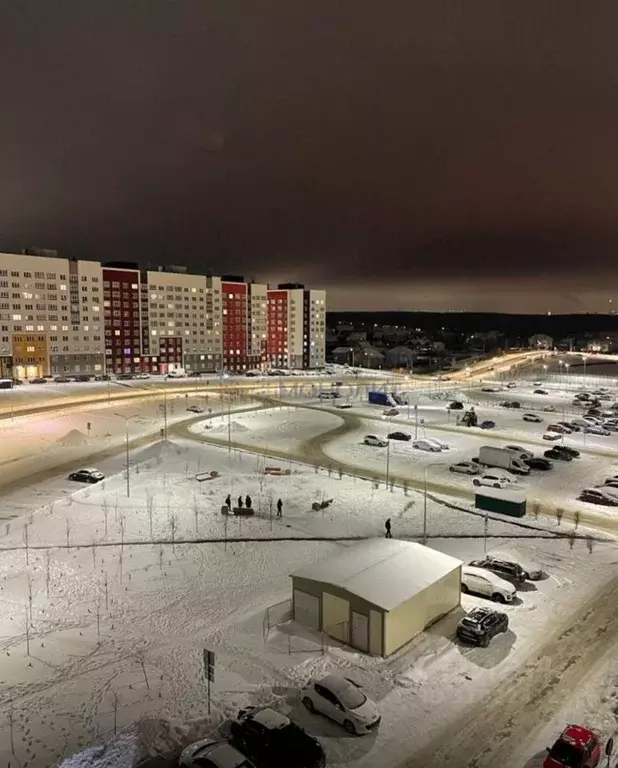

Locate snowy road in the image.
[404,571,618,768]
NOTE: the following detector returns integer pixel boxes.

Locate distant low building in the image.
[331,346,355,365]
[529,333,553,349]
[385,346,417,369]
[346,331,367,344]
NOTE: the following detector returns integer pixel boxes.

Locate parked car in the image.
[334,402,353,409]
[525,457,553,470]
[116,373,134,380]
[448,401,464,410]
[449,461,480,475]
[426,437,449,450]
[364,435,388,447]
[482,387,498,393]
[579,488,618,506]
[544,448,572,461]
[534,388,548,395]
[413,439,441,452]
[188,371,202,378]
[499,401,513,408]
[473,473,513,489]
[135,372,150,379]
[600,481,618,491]
[542,432,561,441]
[179,738,256,768]
[554,445,580,458]
[602,421,618,431]
[230,708,325,768]
[479,420,496,429]
[585,424,610,436]
[543,724,601,768]
[94,374,112,381]
[54,376,72,383]
[547,424,571,434]
[505,444,534,459]
[559,421,580,432]
[468,556,526,585]
[506,382,517,388]
[586,408,602,417]
[301,674,380,735]
[542,404,556,412]
[68,468,105,484]
[186,405,205,413]
[383,407,399,416]
[460,566,516,603]
[30,377,47,384]
[456,607,509,647]
[523,413,542,422]
[388,431,411,441]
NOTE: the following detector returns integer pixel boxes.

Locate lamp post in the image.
[114,412,139,497]
[581,354,587,378]
[423,462,447,545]
[543,364,548,381]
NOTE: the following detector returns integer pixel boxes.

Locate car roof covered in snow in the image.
[292,539,462,612]
[317,674,358,695]
[251,708,290,730]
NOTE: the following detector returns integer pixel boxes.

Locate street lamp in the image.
[543,364,548,381]
[114,412,139,497]
[423,462,447,545]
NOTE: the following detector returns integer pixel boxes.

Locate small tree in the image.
[555,507,564,526]
[574,509,581,530]
[65,519,71,549]
[586,534,594,554]
[135,649,150,690]
[403,480,408,496]
[102,498,109,537]
[23,523,29,566]
[146,490,155,540]
[568,532,576,550]
[169,512,178,552]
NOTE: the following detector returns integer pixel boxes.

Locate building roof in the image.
[291,539,462,612]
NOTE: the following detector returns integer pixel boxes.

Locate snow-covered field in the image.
[0,435,614,768]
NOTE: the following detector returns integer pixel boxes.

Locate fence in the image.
[262,599,292,642]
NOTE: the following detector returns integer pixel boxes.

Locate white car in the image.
[583,415,602,424]
[542,432,561,441]
[364,435,388,447]
[186,405,205,413]
[301,674,380,735]
[542,405,556,412]
[335,403,353,409]
[449,461,480,475]
[522,413,542,423]
[505,445,533,460]
[135,372,150,379]
[571,418,592,428]
[461,565,516,603]
[413,438,441,452]
[473,473,513,489]
[426,438,449,450]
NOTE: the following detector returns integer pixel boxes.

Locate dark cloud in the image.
[2,1,618,310]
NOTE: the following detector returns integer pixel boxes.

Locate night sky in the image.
[2,2,618,313]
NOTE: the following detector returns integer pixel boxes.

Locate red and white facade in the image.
[0,251,325,377]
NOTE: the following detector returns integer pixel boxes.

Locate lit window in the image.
[25,325,34,331]
[60,284,67,291]
[131,283,138,290]
[12,313,21,320]
[37,325,44,331]
[151,330,157,336]
[114,330,120,336]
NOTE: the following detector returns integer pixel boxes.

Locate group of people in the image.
[224,494,284,517]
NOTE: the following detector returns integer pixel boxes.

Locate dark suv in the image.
[468,557,526,585]
[553,445,580,459]
[456,607,508,647]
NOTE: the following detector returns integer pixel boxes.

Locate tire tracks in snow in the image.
[400,572,618,768]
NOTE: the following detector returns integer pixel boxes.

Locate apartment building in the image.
[0,251,326,377]
[266,284,326,369]
[0,251,104,378]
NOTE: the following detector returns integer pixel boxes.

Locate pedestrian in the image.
[385,518,392,538]
[225,494,231,509]
[276,498,283,517]
[245,494,252,509]
[237,495,243,509]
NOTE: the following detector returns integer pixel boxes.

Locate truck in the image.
[368,391,408,407]
[477,445,530,475]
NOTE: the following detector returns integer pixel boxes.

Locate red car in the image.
[544,724,601,768]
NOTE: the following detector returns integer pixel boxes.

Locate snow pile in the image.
[58,728,137,767]
[56,429,89,447]
[209,420,249,434]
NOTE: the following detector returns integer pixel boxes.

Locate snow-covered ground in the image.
[0,436,615,768]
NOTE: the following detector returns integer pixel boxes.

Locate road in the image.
[402,571,618,768]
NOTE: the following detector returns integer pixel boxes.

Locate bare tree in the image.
[91,542,97,569]
[27,576,33,622]
[95,601,101,637]
[103,573,109,610]
[135,649,150,690]
[119,513,126,582]
[193,492,200,535]
[169,512,178,552]
[45,549,51,597]
[65,519,71,549]
[24,606,30,656]
[112,690,120,734]
[23,523,29,566]
[146,490,155,540]
[574,509,581,530]
[113,493,119,524]
[586,534,594,554]
[555,507,564,526]
[102,498,109,537]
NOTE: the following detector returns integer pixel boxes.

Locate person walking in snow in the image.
[225,494,231,510]
[385,518,392,538]
[237,495,243,509]
[245,494,252,509]
[276,498,283,517]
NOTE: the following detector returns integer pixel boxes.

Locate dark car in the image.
[509,401,521,409]
[525,457,553,470]
[68,468,105,484]
[179,738,256,768]
[553,445,580,459]
[94,374,112,381]
[54,376,72,383]
[388,431,411,441]
[586,408,602,417]
[30,377,47,384]
[74,374,92,382]
[188,371,203,378]
[448,401,464,410]
[480,420,495,429]
[579,488,618,507]
[499,401,513,408]
[559,421,580,432]
[534,388,548,395]
[116,373,134,380]
[469,557,526,585]
[230,708,325,768]
[456,607,508,647]
[544,449,573,462]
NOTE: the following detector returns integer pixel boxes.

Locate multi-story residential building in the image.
[0,251,325,377]
[0,250,104,378]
